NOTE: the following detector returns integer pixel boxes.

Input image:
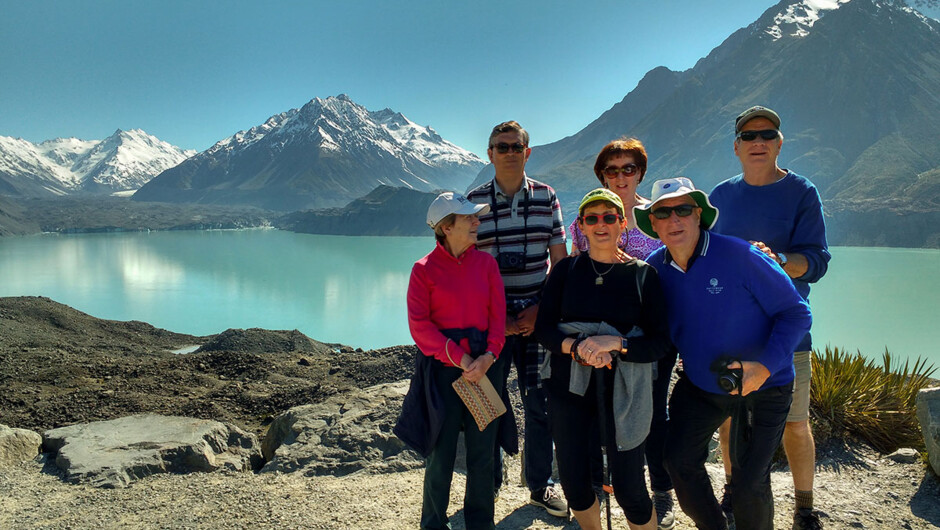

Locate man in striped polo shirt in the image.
[467,121,568,518]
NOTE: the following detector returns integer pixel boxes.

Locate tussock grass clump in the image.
[810,345,936,453]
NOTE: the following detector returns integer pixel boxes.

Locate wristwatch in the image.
[777,252,788,267]
[620,337,629,354]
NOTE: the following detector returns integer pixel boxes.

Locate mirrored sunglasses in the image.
[602,164,639,178]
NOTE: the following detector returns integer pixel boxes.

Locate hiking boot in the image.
[652,490,676,529]
[720,484,735,530]
[530,485,568,517]
[792,508,823,530]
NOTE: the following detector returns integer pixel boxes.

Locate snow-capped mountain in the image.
[133,95,485,211]
[0,130,195,197]
[474,0,940,247]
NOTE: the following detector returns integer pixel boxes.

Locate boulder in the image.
[916,386,940,476]
[0,424,42,467]
[886,448,920,464]
[43,414,262,488]
[261,380,423,476]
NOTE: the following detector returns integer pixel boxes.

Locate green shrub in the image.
[810,345,936,453]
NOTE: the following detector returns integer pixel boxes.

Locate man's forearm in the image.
[782,251,809,279]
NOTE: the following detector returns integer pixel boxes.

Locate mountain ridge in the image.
[0,129,195,196]
[133,95,484,211]
[466,0,940,249]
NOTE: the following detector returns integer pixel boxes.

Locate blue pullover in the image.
[710,171,830,352]
[648,230,812,395]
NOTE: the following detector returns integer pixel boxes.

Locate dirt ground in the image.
[0,296,414,436]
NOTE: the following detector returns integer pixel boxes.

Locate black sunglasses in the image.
[651,204,697,219]
[736,129,780,142]
[491,142,526,154]
[580,213,622,225]
[602,164,639,178]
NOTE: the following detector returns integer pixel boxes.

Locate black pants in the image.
[645,350,678,492]
[547,361,653,524]
[421,356,505,530]
[493,335,554,493]
[664,375,792,530]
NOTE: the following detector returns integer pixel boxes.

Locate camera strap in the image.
[490,181,528,257]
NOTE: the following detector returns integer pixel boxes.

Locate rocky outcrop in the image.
[916,387,940,476]
[261,381,422,476]
[42,414,262,488]
[275,185,440,237]
[0,424,41,467]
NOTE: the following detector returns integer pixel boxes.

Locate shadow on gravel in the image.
[815,440,873,473]
[910,470,940,526]
[433,503,578,529]
[493,505,578,529]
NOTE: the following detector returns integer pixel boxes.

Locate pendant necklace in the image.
[590,257,617,285]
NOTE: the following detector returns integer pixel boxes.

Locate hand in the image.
[726,360,771,396]
[576,335,620,369]
[462,354,495,383]
[749,240,781,264]
[515,305,538,336]
[505,315,521,336]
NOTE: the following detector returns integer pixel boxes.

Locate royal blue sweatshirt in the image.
[648,230,812,395]
[710,171,830,352]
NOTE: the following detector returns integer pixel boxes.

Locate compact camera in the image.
[712,358,744,393]
[497,251,527,272]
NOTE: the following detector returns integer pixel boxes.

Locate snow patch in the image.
[0,130,193,193]
[764,0,852,39]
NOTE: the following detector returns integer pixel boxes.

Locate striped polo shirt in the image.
[467,176,567,302]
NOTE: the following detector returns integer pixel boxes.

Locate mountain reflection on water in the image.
[0,230,937,364]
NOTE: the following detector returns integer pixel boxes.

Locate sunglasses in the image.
[580,213,622,225]
[491,142,526,154]
[602,164,640,178]
[651,204,697,219]
[736,129,780,142]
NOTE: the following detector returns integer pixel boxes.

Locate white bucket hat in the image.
[634,177,719,239]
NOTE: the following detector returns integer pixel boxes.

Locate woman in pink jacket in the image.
[406,192,507,530]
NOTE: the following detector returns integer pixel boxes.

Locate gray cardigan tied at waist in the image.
[541,320,652,452]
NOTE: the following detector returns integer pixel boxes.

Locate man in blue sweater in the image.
[710,106,831,530]
[634,177,812,530]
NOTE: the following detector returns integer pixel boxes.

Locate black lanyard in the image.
[490,181,529,255]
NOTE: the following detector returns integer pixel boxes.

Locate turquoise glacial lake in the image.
[1,230,938,367]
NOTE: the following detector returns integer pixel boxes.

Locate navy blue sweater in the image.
[710,171,830,351]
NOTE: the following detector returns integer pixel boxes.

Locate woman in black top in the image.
[535,188,672,530]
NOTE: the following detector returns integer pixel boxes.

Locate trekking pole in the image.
[594,367,613,530]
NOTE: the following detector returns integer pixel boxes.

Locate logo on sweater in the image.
[706,277,724,295]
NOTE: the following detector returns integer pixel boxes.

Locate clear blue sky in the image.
[2,1,938,157]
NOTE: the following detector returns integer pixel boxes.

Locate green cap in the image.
[578,188,624,217]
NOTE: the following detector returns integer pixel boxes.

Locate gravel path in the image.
[2,444,939,529]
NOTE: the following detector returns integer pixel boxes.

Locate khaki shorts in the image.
[787,350,812,423]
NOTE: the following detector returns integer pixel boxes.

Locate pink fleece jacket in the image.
[407,242,506,367]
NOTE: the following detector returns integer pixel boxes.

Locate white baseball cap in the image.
[427,192,490,229]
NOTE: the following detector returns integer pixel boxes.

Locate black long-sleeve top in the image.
[535,255,673,364]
